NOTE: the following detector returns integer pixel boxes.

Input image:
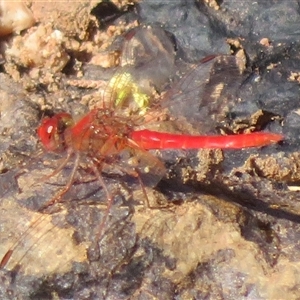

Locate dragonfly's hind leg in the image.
[90,162,115,242]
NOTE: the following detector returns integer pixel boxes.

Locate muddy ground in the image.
[1,1,300,299]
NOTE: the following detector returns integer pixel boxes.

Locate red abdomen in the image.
[130,130,283,149]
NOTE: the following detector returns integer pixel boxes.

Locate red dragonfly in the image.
[0,55,283,271]
[32,55,283,213]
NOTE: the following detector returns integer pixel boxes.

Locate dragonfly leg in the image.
[40,152,80,210]
[31,150,73,191]
[90,162,114,243]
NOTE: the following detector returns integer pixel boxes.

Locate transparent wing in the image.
[101,26,176,116]
[162,55,246,134]
[121,26,176,92]
[116,144,166,188]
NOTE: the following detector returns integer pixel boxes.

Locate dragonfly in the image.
[33,54,283,218]
[0,54,283,274]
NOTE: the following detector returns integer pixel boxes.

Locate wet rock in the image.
[1,1,300,299]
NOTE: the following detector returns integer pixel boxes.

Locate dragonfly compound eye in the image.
[37,113,74,152]
[37,117,60,151]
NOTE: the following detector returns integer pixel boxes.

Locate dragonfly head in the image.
[37,113,74,152]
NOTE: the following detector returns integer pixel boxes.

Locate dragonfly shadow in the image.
[157,176,300,224]
[204,182,300,224]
